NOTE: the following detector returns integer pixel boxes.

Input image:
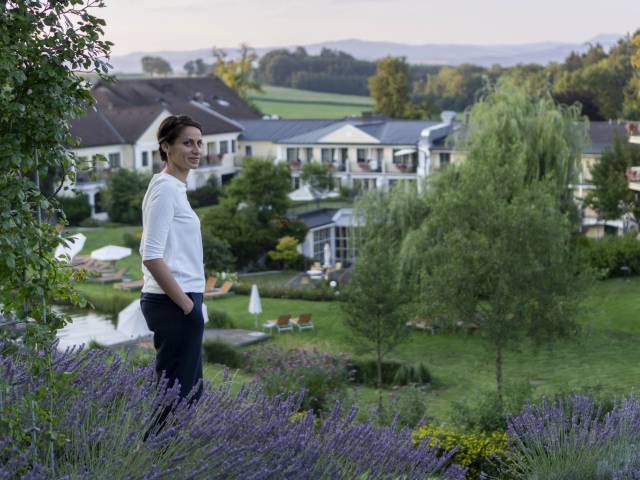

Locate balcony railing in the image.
[355,160,382,173]
[392,163,417,174]
[288,159,302,171]
[322,160,346,172]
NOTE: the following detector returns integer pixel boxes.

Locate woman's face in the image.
[163,126,203,171]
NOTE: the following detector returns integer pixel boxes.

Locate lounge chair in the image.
[204,280,233,299]
[407,317,440,335]
[204,276,217,293]
[291,313,313,331]
[88,267,127,284]
[113,279,144,291]
[263,315,292,333]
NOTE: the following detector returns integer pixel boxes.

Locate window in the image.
[321,148,334,162]
[335,226,353,262]
[293,176,300,189]
[376,148,384,162]
[207,142,217,156]
[305,148,313,161]
[141,151,149,167]
[108,153,121,169]
[357,148,367,162]
[313,228,331,261]
[439,152,451,169]
[231,140,236,153]
[245,145,253,157]
[286,148,299,161]
[220,140,229,155]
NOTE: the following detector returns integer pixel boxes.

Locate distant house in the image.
[68,77,261,218]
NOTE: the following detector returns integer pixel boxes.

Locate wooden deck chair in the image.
[88,267,126,284]
[204,276,217,293]
[204,280,234,298]
[291,313,313,331]
[263,315,292,333]
[113,279,144,291]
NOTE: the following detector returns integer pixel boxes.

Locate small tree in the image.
[225,157,291,221]
[213,44,262,100]
[301,162,334,207]
[586,134,640,226]
[341,234,409,395]
[368,56,410,118]
[202,231,235,274]
[268,236,301,269]
[141,56,172,76]
[103,169,149,224]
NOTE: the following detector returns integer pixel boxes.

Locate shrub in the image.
[349,358,403,387]
[576,234,640,278]
[267,236,303,269]
[187,175,221,209]
[207,307,234,328]
[246,346,352,413]
[103,169,149,224]
[373,386,429,428]
[505,395,640,479]
[234,283,337,301]
[0,342,466,479]
[202,230,236,274]
[413,423,513,479]
[202,339,244,368]
[451,382,532,433]
[392,363,432,386]
[122,231,142,250]
[57,193,91,225]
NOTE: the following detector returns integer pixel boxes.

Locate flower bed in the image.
[0,342,465,479]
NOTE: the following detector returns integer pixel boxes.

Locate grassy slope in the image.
[71,227,640,422]
[248,85,374,119]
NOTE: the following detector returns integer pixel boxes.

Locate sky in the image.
[102,0,639,56]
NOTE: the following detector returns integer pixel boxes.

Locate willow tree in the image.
[403,79,591,399]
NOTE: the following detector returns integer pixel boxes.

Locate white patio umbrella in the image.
[117,299,209,339]
[323,242,332,269]
[248,284,262,330]
[91,245,132,262]
[54,233,86,263]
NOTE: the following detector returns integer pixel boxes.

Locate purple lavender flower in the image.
[0,341,465,479]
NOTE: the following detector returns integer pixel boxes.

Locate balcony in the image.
[75,168,117,184]
[288,159,302,171]
[200,154,223,168]
[390,162,417,174]
[354,160,381,173]
[322,160,346,173]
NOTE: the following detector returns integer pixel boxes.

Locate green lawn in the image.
[69,227,640,423]
[248,85,374,119]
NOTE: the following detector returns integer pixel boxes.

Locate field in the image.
[71,226,640,423]
[248,85,374,119]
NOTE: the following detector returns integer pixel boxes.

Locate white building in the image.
[68,77,262,218]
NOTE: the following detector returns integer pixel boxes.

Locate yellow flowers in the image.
[413,424,512,478]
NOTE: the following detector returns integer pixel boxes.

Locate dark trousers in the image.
[140,292,205,402]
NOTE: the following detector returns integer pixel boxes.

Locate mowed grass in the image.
[70,227,640,422]
[248,85,374,119]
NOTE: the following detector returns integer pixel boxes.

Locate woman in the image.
[140,114,206,404]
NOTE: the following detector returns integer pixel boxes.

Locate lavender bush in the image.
[246,346,353,412]
[0,342,465,479]
[505,395,640,479]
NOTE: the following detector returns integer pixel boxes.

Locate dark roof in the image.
[290,208,339,229]
[171,101,242,135]
[238,119,335,141]
[99,104,165,143]
[586,122,629,154]
[267,119,442,145]
[70,108,125,147]
[93,77,261,119]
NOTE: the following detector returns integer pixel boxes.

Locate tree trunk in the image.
[495,343,503,404]
[376,346,383,411]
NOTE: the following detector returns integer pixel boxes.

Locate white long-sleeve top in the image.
[140,172,205,294]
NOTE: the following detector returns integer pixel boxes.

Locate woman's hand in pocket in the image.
[181,295,195,316]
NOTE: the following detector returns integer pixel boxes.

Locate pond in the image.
[55,306,140,351]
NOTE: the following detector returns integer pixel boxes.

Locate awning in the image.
[393,148,416,157]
